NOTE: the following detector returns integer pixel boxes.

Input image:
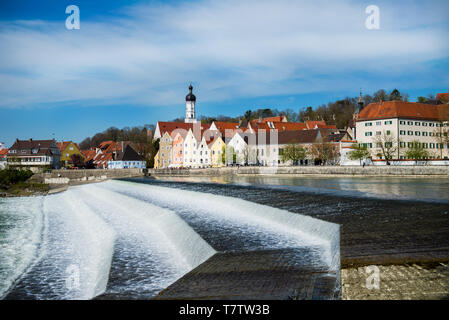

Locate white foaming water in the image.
[70,184,215,296]
[4,191,116,300]
[0,197,45,298]
[101,180,338,268]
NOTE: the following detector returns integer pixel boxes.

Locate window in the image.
[415,122,420,126]
[376,121,381,126]
[400,120,406,125]
[365,132,372,136]
[429,123,435,127]
[422,132,428,136]
[422,122,428,127]
[407,142,413,148]
[407,121,413,125]
[365,122,372,127]
[400,130,406,135]
[386,130,391,135]
[384,121,393,125]
[376,142,382,148]
[415,131,420,136]
[408,131,413,135]
[400,142,405,147]
[430,143,435,149]
[376,131,381,135]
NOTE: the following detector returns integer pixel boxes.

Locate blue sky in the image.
[1,0,448,146]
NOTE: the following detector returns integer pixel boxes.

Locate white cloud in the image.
[0,0,448,108]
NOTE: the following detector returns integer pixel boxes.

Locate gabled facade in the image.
[196,136,211,167]
[183,129,199,168]
[209,136,226,167]
[158,132,173,168]
[171,131,186,167]
[153,150,161,169]
[57,141,83,167]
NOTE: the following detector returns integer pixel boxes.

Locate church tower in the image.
[353,90,364,140]
[185,84,197,123]
[354,90,365,116]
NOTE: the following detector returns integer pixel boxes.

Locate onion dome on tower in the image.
[186,84,196,102]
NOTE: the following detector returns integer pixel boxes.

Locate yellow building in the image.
[153,150,161,169]
[57,141,83,167]
[208,136,226,167]
[158,132,173,168]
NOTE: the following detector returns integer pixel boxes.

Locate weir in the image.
[2,179,341,300]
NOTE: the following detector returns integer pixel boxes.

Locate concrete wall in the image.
[150,165,449,177]
[43,168,145,184]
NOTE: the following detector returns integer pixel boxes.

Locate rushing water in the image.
[0,179,334,300]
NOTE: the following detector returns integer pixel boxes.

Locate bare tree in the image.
[373,131,399,165]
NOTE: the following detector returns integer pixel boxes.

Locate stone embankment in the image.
[150,165,449,177]
[38,168,145,185]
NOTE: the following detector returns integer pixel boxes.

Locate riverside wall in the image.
[150,165,449,177]
[41,168,145,185]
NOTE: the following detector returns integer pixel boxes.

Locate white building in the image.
[108,145,146,169]
[355,101,449,160]
[196,136,211,167]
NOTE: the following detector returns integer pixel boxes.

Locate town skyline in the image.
[1,0,448,145]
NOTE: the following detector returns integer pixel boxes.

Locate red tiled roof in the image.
[81,149,97,161]
[436,93,449,102]
[260,115,287,123]
[213,121,240,131]
[273,122,307,131]
[305,120,326,129]
[157,122,194,135]
[0,148,8,159]
[315,124,337,129]
[358,101,447,121]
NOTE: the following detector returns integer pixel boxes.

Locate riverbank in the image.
[341,262,449,300]
[150,165,449,177]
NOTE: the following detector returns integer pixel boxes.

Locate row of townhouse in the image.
[154,122,349,168]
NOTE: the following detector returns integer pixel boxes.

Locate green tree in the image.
[347,144,371,165]
[405,141,430,164]
[280,143,307,165]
